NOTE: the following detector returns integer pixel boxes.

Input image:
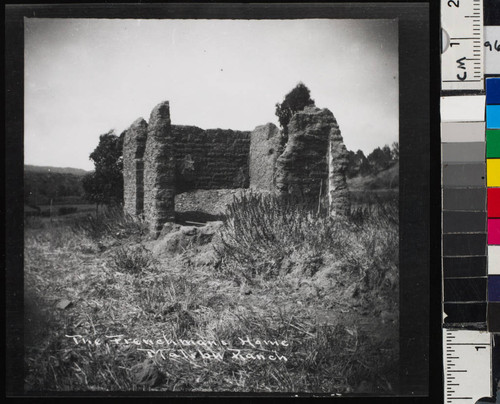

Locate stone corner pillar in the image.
[326,111,350,217]
[123,117,148,217]
[143,101,176,238]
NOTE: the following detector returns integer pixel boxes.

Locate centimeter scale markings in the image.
[443,330,492,403]
[441,0,484,90]
[441,0,493,402]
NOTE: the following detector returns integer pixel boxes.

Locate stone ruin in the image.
[123,101,350,238]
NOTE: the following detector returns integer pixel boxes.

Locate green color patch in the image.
[487,130,500,158]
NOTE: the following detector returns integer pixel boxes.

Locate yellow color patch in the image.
[488,159,500,187]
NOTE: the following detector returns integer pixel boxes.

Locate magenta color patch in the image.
[489,219,500,245]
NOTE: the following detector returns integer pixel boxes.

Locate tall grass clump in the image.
[218,190,399,303]
[109,245,156,275]
[217,191,349,279]
[71,206,148,241]
[345,194,399,309]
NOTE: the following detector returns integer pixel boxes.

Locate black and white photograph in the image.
[6,3,430,398]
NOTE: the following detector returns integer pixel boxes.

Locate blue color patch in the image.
[488,275,500,302]
[486,78,500,105]
[487,105,500,129]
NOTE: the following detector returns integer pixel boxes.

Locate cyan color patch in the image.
[487,105,500,129]
[486,78,500,105]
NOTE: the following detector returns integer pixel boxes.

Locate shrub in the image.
[217,191,399,307]
[217,191,348,279]
[345,195,399,308]
[71,206,148,241]
[109,244,155,275]
[82,130,124,206]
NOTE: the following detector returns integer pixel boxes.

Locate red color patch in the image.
[488,188,500,218]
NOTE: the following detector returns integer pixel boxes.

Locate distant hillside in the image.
[24,165,90,206]
[25,165,89,176]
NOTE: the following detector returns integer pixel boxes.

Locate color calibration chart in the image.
[487,78,500,334]
[441,0,500,403]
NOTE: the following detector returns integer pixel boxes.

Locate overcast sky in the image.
[25,18,398,171]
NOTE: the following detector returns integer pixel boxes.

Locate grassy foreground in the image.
[24,192,399,394]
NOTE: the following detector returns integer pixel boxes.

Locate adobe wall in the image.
[123,100,350,238]
[249,123,282,191]
[172,125,250,193]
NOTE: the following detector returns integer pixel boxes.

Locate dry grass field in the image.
[24,191,399,394]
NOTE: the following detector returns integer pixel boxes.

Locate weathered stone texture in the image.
[274,106,350,215]
[249,123,281,191]
[327,114,350,217]
[275,106,330,201]
[143,101,176,237]
[172,125,250,193]
[123,118,148,216]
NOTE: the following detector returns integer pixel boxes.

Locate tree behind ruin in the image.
[82,130,124,211]
[275,82,315,135]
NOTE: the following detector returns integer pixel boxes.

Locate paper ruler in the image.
[441,0,484,90]
[441,1,499,403]
[443,329,492,403]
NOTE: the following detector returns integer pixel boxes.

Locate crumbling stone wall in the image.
[275,106,330,201]
[274,106,350,216]
[124,100,350,235]
[143,101,176,237]
[249,123,281,191]
[172,125,250,193]
[123,118,148,216]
